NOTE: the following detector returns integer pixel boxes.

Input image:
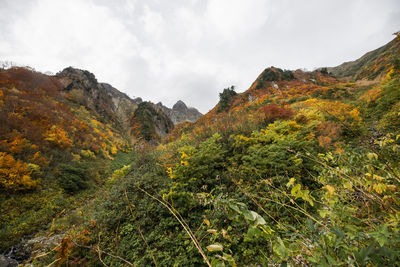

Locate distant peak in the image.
[173,100,187,110]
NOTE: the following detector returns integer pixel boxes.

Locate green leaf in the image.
[319,209,330,218]
[255,214,266,226]
[207,244,223,252]
[273,237,289,260]
[286,178,296,188]
[291,184,301,197]
[243,210,257,221]
[370,224,390,247]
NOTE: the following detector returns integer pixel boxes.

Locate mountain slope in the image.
[130,102,174,142]
[2,36,400,266]
[328,33,400,80]
[56,67,201,141]
[0,66,202,255]
[65,36,399,266]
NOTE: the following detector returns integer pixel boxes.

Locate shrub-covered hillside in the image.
[2,35,400,266]
[0,67,133,252]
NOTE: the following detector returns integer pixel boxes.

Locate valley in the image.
[1,34,400,266]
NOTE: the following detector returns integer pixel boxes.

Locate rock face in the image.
[130,102,174,142]
[159,100,202,125]
[55,67,201,142]
[56,67,142,135]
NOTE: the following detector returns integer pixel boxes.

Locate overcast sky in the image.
[1,0,399,112]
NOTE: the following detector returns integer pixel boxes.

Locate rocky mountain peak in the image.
[172,100,188,111]
[159,100,202,125]
[55,67,201,140]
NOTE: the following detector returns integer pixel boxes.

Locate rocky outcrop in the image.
[129,102,174,143]
[158,100,202,125]
[56,67,142,137]
[55,67,201,142]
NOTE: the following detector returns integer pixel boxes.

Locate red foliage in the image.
[316,121,342,148]
[258,104,295,123]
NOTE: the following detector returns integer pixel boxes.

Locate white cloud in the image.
[1,0,399,112]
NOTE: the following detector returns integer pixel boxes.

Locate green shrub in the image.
[260,68,279,81]
[57,162,90,193]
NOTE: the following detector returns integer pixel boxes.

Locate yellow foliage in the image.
[323,185,335,196]
[0,152,39,191]
[360,88,382,103]
[81,149,96,159]
[90,119,103,128]
[30,151,49,167]
[298,99,361,125]
[383,67,394,82]
[110,145,117,155]
[44,126,73,149]
[166,167,174,179]
[107,129,114,137]
[71,153,81,161]
[8,135,30,154]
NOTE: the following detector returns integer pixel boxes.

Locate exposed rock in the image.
[0,255,18,267]
[160,100,202,125]
[55,67,201,141]
[129,102,174,143]
[248,95,257,102]
[25,234,64,256]
[56,67,141,140]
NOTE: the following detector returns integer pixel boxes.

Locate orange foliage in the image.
[7,134,30,154]
[360,88,382,103]
[45,126,73,149]
[0,152,39,191]
[258,104,295,123]
[316,121,342,148]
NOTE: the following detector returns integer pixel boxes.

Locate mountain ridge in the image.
[55,66,202,141]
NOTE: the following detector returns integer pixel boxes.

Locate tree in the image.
[0,152,39,191]
[217,86,237,112]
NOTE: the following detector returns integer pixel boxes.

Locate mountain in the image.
[158,100,202,125]
[56,67,141,137]
[56,67,201,141]
[0,65,201,254]
[130,102,174,143]
[327,33,400,80]
[1,36,400,266]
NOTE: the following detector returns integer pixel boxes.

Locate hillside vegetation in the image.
[1,35,400,266]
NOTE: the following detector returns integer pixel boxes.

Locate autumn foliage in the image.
[0,67,127,192]
[258,104,295,123]
[0,152,39,191]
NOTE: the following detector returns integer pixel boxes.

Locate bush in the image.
[260,68,279,81]
[258,104,295,123]
[281,69,295,80]
[260,67,294,81]
[57,162,90,193]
